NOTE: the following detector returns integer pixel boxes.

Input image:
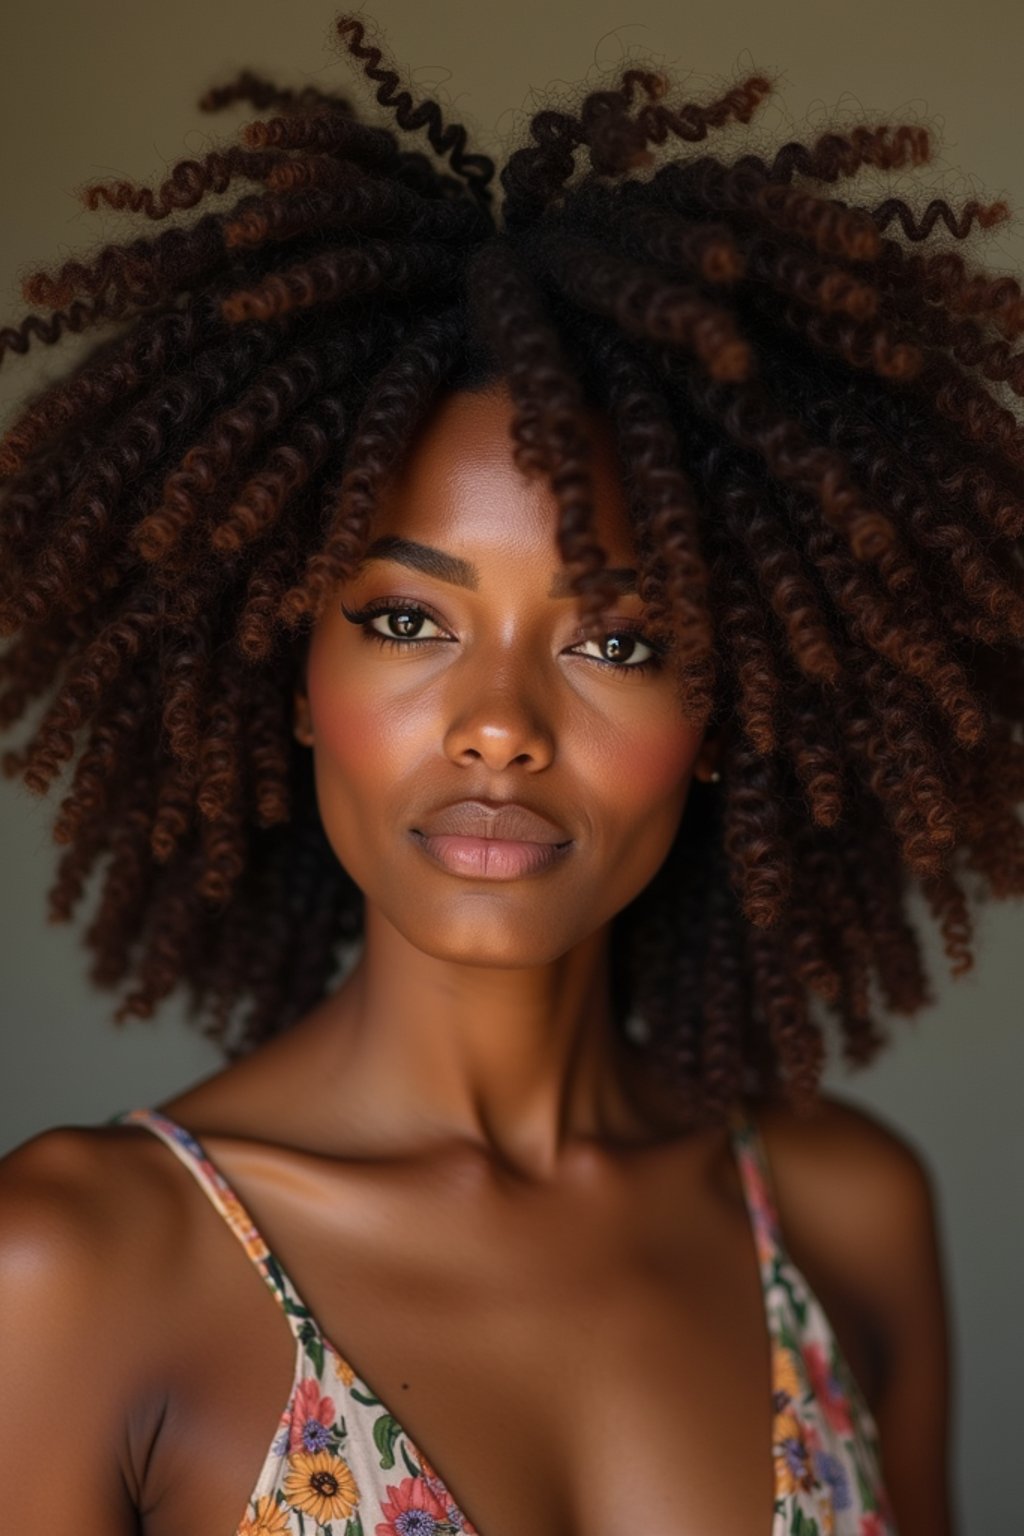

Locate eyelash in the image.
[339,599,667,675]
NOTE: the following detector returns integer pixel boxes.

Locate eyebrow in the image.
[359,536,639,599]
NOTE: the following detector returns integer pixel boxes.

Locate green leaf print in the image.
[350,1386,385,1407]
[772,1259,808,1327]
[789,1508,819,1536]
[344,1513,365,1536]
[298,1318,325,1376]
[266,1255,313,1316]
[401,1441,421,1478]
[854,1451,879,1511]
[776,1314,803,1358]
[373,1410,403,1469]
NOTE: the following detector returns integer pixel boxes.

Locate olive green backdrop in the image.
[1,2,1020,1529]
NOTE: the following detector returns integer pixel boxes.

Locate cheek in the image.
[303,652,417,864]
[312,677,398,778]
[305,620,423,767]
[603,714,700,812]
[646,729,698,797]
[592,715,701,888]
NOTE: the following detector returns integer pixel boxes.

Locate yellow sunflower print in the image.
[219,1188,271,1263]
[772,1342,802,1405]
[333,1351,356,1387]
[283,1450,360,1524]
[236,1494,292,1535]
[772,1408,816,1496]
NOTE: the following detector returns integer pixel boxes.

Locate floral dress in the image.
[109,1106,899,1536]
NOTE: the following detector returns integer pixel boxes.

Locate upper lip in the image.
[412,798,572,844]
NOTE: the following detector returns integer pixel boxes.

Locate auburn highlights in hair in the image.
[2,12,1023,1118]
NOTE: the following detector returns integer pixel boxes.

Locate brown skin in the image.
[0,385,954,1536]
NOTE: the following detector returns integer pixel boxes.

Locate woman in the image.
[6,8,1009,1533]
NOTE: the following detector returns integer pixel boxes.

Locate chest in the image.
[136,1143,862,1536]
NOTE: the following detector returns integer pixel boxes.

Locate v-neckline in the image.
[115,1106,786,1536]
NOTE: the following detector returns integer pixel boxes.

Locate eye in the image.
[341,601,449,648]
[572,627,663,672]
[341,600,665,675]
[367,607,445,642]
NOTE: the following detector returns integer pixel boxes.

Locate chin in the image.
[392,904,587,969]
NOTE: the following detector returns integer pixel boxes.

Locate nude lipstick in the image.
[409,798,573,882]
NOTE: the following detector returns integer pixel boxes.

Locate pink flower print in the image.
[802,1340,853,1435]
[375,1474,450,1534]
[859,1515,885,1536]
[802,1417,823,1453]
[288,1377,337,1453]
[413,1448,479,1533]
[876,1481,898,1528]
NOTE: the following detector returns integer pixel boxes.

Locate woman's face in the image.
[293,382,714,967]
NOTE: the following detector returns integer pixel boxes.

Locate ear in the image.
[293,688,314,748]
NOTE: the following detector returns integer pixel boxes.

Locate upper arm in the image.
[758,1092,957,1536]
[862,1134,954,1536]
[0,1128,145,1534]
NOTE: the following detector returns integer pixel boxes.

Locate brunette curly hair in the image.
[2,11,1022,1119]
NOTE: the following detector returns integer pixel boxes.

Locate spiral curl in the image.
[1,11,1022,1111]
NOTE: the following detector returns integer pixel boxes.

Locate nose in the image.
[442,663,557,772]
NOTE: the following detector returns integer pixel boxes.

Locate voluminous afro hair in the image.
[2,11,1023,1120]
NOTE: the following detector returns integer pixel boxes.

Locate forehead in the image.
[366,383,637,562]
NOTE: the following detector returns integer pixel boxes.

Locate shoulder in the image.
[750,1089,943,1277]
[0,1120,197,1524]
[748,1091,952,1431]
[753,1090,939,1227]
[0,1116,195,1255]
[744,1096,954,1531]
[0,1118,213,1375]
[0,1116,200,1318]
[0,1122,141,1281]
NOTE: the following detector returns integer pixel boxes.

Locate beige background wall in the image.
[1,2,1021,1529]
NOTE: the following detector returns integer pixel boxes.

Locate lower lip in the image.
[409,832,573,880]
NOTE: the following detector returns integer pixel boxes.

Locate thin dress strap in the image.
[110,1107,315,1345]
[727,1104,785,1287]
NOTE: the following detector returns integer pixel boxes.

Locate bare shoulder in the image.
[0,1121,139,1285]
[751,1088,944,1291]
[0,1120,195,1531]
[0,1118,196,1346]
[1,1115,185,1245]
[749,1089,955,1535]
[0,1115,222,1393]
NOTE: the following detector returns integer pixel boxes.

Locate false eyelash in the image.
[339,599,668,675]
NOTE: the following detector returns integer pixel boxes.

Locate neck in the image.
[293,904,690,1181]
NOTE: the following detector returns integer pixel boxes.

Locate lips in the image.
[412,799,571,845]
